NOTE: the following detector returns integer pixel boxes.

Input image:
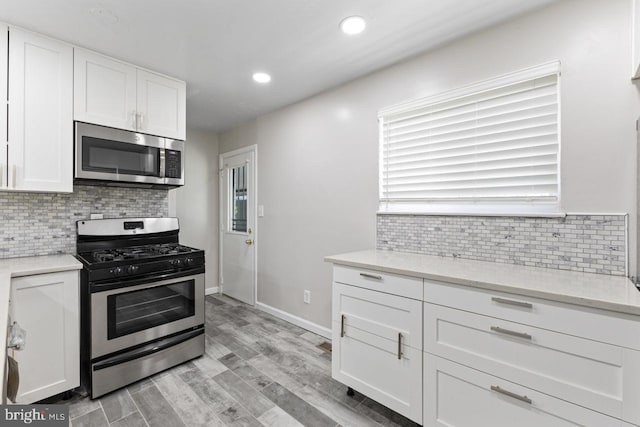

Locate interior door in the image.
[220,147,256,305]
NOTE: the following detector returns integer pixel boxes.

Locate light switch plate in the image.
[258,205,265,217]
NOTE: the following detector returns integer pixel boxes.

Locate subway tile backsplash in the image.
[0,185,168,258]
[377,214,627,276]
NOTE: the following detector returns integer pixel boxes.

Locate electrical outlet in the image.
[303,290,311,304]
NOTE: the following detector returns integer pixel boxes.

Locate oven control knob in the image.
[127,265,140,275]
[111,266,124,276]
[185,257,195,266]
[171,259,183,267]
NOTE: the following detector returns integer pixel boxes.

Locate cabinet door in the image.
[332,282,422,423]
[0,24,7,189]
[633,0,640,78]
[74,48,137,131]
[11,271,79,403]
[8,28,73,192]
[136,69,186,140]
[424,354,632,427]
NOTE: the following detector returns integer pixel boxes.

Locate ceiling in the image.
[0,0,555,132]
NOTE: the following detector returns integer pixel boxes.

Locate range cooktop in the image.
[81,243,198,264]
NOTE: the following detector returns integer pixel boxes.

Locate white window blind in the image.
[379,63,560,213]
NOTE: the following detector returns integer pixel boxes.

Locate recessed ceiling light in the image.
[340,16,366,35]
[252,72,271,84]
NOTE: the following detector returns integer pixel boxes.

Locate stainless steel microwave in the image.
[74,122,184,188]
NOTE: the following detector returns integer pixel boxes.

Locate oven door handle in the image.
[90,268,205,293]
[93,328,204,371]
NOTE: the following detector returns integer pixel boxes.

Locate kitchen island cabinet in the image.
[332,266,423,423]
[326,249,640,426]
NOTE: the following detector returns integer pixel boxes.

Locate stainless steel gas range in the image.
[75,217,205,398]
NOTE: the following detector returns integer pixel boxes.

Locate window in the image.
[230,164,247,232]
[379,62,560,215]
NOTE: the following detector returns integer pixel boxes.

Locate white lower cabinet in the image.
[424,302,640,422]
[332,280,422,423]
[10,271,79,403]
[330,262,640,427]
[424,354,633,427]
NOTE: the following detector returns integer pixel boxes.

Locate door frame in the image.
[218,144,258,306]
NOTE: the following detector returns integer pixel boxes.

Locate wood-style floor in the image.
[68,294,416,427]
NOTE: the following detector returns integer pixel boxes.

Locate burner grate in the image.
[88,244,196,264]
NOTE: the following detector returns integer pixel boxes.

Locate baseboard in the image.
[205,287,220,295]
[255,302,332,340]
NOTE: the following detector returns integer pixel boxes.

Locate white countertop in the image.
[325,249,640,316]
[0,254,82,402]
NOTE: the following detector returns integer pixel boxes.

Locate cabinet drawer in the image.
[424,303,640,424]
[424,354,633,427]
[424,279,640,350]
[333,265,422,300]
[333,283,422,350]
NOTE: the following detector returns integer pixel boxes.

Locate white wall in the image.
[219,0,640,329]
[169,129,219,292]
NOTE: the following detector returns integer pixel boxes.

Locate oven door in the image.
[91,273,204,358]
[75,121,166,185]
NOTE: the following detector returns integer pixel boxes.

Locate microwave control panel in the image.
[165,150,182,179]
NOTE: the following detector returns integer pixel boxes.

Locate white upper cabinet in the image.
[137,69,186,140]
[74,49,137,131]
[633,0,640,78]
[0,24,8,190]
[8,27,73,192]
[74,49,186,140]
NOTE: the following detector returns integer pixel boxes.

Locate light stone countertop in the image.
[0,254,82,402]
[325,249,640,316]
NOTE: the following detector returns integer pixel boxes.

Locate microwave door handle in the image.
[159,148,166,178]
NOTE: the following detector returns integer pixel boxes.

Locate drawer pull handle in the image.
[490,385,532,404]
[341,314,346,338]
[359,273,382,280]
[397,332,403,360]
[491,326,532,341]
[492,297,532,309]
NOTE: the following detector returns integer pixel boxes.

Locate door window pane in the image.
[107,280,195,339]
[230,165,247,232]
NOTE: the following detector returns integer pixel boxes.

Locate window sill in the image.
[376,210,567,218]
[377,201,565,218]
